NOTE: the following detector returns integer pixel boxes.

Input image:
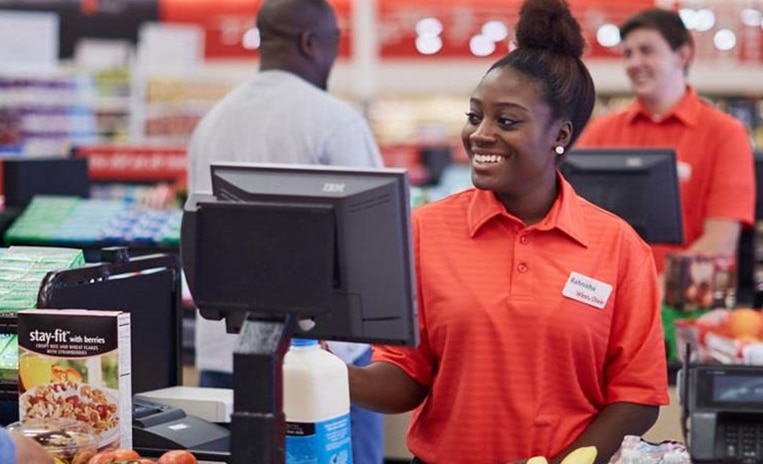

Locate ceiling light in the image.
[740,8,762,27]
[469,35,496,57]
[415,35,443,55]
[596,24,621,47]
[695,9,716,32]
[482,21,508,42]
[713,29,737,51]
[416,17,443,38]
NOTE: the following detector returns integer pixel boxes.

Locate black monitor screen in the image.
[2,157,90,209]
[37,260,182,394]
[560,148,683,244]
[181,163,418,347]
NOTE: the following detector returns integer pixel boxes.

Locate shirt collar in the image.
[625,86,701,127]
[466,173,589,247]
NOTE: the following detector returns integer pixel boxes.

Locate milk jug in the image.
[283,338,353,464]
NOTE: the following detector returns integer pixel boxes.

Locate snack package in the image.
[664,254,736,311]
[610,435,690,464]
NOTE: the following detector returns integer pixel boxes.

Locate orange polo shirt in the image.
[577,87,755,272]
[374,175,668,464]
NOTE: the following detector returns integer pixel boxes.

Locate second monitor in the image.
[561,147,683,245]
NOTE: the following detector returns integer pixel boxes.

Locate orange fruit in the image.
[736,334,761,343]
[726,308,763,339]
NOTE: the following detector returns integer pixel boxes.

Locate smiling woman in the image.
[347,1,670,463]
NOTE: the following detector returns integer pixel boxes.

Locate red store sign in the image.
[75,145,188,184]
[159,0,353,59]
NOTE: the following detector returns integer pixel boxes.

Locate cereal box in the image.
[17,309,131,450]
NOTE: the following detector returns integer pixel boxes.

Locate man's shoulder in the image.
[694,97,747,131]
[587,109,632,130]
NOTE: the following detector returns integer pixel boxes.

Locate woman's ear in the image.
[555,120,574,150]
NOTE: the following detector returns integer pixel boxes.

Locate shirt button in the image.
[517,263,528,273]
[519,235,529,245]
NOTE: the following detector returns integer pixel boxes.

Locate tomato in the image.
[88,451,116,464]
[112,449,141,460]
[137,459,158,464]
[158,450,198,464]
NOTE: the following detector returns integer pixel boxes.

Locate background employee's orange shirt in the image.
[374,177,669,464]
[577,87,755,272]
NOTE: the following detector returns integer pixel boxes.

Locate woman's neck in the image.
[496,174,559,226]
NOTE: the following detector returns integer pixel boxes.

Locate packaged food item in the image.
[17,309,132,450]
[664,254,737,311]
[6,418,97,464]
[283,338,353,464]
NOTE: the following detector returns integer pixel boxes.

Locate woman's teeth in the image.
[474,154,505,164]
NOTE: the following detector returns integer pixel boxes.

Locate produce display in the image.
[87,449,198,464]
[674,308,763,364]
[527,446,598,464]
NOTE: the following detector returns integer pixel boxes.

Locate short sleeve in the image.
[605,233,670,405]
[704,119,755,226]
[372,213,437,386]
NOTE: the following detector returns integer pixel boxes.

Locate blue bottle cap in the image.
[291,338,319,347]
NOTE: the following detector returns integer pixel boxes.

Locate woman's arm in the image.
[349,361,429,414]
[550,402,659,464]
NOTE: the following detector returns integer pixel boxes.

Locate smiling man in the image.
[577,8,755,274]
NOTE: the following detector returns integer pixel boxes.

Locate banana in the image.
[560,446,598,464]
[527,456,549,464]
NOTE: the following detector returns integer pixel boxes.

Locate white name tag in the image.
[562,272,613,309]
[677,161,691,181]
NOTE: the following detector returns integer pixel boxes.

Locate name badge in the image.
[677,161,691,181]
[562,272,613,309]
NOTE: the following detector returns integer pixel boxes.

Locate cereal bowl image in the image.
[20,381,119,449]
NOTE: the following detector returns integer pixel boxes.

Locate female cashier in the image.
[347,0,669,463]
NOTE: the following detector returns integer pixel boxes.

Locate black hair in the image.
[488,0,595,147]
[620,8,692,51]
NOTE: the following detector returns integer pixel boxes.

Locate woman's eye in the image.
[465,112,481,125]
[497,117,517,127]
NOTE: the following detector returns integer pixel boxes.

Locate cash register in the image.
[181,163,419,464]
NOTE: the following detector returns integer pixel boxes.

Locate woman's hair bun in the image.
[515,0,585,58]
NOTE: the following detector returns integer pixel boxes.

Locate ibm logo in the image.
[323,183,345,193]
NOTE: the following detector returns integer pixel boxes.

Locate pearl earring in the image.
[554,146,565,155]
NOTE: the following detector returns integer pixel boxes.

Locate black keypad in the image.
[722,423,762,460]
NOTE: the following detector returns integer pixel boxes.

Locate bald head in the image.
[257,0,340,89]
[258,0,334,34]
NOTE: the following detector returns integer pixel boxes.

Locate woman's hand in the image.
[8,431,54,464]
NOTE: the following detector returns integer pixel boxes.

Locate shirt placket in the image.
[510,228,534,297]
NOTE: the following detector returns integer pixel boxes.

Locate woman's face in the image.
[461,66,564,203]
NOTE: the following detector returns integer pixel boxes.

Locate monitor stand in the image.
[230,313,295,464]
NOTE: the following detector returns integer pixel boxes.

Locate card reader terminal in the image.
[685,365,763,463]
